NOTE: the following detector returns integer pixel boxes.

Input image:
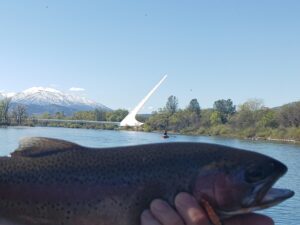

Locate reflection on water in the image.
[0,127,298,225]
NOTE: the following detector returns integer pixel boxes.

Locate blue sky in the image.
[0,1,299,112]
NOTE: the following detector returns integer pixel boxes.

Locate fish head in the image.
[192,147,294,218]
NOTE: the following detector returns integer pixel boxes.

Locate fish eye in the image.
[245,168,266,183]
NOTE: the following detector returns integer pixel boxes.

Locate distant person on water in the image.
[141,192,274,225]
[163,130,169,138]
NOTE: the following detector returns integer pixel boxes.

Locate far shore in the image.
[154,129,300,145]
[1,124,299,146]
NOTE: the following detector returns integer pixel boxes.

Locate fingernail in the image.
[151,199,169,212]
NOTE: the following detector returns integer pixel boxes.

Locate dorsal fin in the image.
[11,137,83,157]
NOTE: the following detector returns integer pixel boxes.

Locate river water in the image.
[0,127,298,225]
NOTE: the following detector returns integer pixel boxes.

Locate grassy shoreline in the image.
[171,127,300,144]
[2,123,299,145]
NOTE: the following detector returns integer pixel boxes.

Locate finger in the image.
[224,213,274,225]
[141,210,162,225]
[150,199,184,225]
[175,192,210,225]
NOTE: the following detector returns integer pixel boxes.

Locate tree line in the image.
[1,96,300,141]
[0,98,28,125]
[144,96,300,141]
[0,98,128,129]
[31,109,128,129]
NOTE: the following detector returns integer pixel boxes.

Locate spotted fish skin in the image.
[0,138,291,225]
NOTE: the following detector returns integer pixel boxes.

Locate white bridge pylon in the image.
[120,75,168,127]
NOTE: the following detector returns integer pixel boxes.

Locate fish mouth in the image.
[249,162,294,211]
[220,187,294,218]
[257,187,294,209]
[219,163,294,218]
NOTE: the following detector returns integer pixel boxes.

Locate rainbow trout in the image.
[0,137,294,225]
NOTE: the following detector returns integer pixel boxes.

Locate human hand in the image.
[141,192,274,225]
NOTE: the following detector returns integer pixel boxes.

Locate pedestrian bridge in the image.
[120,75,167,126]
[28,75,167,127]
[30,118,120,125]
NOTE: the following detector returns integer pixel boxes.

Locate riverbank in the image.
[163,130,300,145]
[173,126,300,144]
[4,123,300,145]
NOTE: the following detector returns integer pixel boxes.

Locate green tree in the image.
[213,99,236,123]
[145,109,169,131]
[170,109,202,132]
[199,109,213,127]
[94,108,106,121]
[73,111,95,120]
[40,112,51,119]
[106,109,128,122]
[11,104,27,125]
[210,111,222,126]
[277,102,300,127]
[231,99,264,129]
[0,98,11,125]
[259,109,278,128]
[136,114,150,123]
[54,112,65,119]
[187,98,201,117]
[152,95,179,131]
[239,99,264,111]
[165,95,178,115]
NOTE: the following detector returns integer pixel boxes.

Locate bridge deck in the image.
[29,118,120,125]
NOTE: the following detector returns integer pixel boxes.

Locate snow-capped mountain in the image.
[13,87,103,107]
[0,91,8,99]
[5,87,111,115]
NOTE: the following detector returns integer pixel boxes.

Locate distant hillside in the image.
[4,87,111,116]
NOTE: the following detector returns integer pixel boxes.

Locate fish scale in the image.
[0,137,294,225]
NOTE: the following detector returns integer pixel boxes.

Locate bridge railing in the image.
[27,118,120,125]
